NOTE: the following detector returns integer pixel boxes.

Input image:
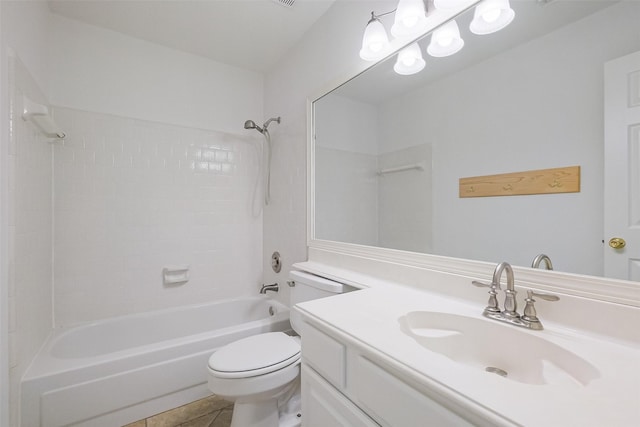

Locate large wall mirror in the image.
[312,0,640,282]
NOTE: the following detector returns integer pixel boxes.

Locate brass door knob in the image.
[609,237,626,249]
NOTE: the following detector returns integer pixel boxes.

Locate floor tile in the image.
[210,408,233,427]
[126,395,233,427]
[178,411,218,427]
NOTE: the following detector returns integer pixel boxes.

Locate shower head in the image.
[244,117,281,134]
[244,119,264,134]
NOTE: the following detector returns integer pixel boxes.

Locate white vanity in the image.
[293,264,640,426]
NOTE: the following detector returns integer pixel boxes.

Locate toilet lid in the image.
[208,332,301,378]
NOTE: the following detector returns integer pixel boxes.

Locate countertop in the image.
[295,285,640,426]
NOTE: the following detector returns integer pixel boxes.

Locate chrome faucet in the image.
[495,262,519,320]
[472,261,559,330]
[260,283,279,294]
[531,254,553,270]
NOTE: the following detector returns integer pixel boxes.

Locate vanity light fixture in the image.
[433,0,470,10]
[469,0,515,35]
[391,0,429,38]
[427,20,464,57]
[359,0,515,73]
[393,43,426,75]
[359,11,392,61]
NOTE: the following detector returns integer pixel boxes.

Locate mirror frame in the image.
[306,0,640,307]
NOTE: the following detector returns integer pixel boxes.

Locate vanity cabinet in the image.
[301,321,475,427]
[301,365,379,427]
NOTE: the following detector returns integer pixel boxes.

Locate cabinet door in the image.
[352,356,474,427]
[302,365,380,427]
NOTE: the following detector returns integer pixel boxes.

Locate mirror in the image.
[313,0,640,279]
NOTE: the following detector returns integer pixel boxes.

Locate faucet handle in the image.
[471,281,501,315]
[472,280,499,290]
[521,290,559,330]
[471,280,489,288]
[528,290,560,302]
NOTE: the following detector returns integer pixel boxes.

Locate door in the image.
[604,50,640,280]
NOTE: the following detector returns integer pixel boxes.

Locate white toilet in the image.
[207,271,350,427]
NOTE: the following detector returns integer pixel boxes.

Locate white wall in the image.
[313,92,433,251]
[0,2,52,426]
[0,1,50,93]
[314,93,379,246]
[314,94,379,155]
[0,5,8,425]
[315,147,379,245]
[263,0,397,304]
[49,14,263,136]
[379,1,640,276]
[378,144,433,253]
[7,56,54,427]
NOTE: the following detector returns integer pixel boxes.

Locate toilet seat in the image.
[208,332,301,379]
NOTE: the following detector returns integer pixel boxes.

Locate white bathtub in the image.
[21,297,290,427]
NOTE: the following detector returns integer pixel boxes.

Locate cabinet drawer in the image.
[302,365,379,427]
[302,322,346,389]
[352,355,473,427]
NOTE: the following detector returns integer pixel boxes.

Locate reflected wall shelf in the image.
[459,166,580,198]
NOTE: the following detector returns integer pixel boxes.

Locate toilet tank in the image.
[288,270,354,334]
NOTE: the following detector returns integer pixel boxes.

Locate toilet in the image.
[207,270,351,427]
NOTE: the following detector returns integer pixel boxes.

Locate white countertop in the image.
[295,286,640,426]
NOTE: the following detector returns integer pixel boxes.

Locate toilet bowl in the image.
[206,271,351,427]
[208,332,302,427]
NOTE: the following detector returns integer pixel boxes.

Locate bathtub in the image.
[21,297,290,427]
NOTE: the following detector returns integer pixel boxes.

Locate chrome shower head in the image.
[244,117,281,134]
[244,119,264,134]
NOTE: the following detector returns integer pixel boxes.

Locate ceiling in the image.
[48,0,336,73]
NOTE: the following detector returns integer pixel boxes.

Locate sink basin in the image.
[399,311,600,387]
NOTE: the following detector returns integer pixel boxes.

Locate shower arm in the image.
[263,117,281,130]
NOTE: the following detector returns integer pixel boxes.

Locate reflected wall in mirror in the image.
[313,0,640,279]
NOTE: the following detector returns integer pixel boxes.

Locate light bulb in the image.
[391,0,428,38]
[359,16,390,61]
[439,36,453,47]
[482,8,501,23]
[402,56,416,67]
[427,20,464,58]
[433,0,469,10]
[402,15,419,28]
[469,0,515,35]
[394,43,426,75]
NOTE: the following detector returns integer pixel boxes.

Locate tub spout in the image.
[260,283,279,294]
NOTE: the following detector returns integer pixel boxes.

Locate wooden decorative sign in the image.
[459,166,580,198]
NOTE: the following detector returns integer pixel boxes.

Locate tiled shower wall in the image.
[8,54,54,425]
[52,107,263,326]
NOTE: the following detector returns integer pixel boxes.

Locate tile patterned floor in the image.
[123,395,233,427]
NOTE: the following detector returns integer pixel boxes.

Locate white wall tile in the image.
[6,53,54,427]
[53,107,263,326]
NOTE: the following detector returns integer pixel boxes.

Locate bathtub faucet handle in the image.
[260,283,279,294]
